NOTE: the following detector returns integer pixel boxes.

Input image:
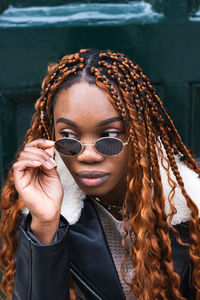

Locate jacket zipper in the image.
[70,268,103,300]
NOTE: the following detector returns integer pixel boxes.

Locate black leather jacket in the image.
[12,197,195,300]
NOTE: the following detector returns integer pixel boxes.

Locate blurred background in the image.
[0,0,200,187]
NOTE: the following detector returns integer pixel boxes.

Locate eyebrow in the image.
[56,118,78,128]
[97,116,122,127]
[56,116,122,128]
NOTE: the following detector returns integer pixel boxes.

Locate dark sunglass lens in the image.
[55,139,82,156]
[95,138,123,156]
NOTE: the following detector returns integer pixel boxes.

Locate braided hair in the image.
[0,49,200,300]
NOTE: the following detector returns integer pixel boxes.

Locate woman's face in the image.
[53,82,129,204]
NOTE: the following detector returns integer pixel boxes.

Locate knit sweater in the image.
[93,199,136,299]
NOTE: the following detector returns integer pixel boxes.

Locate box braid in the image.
[93,51,187,299]
[96,50,200,299]
[100,51,200,245]
[0,50,86,300]
[124,53,199,172]
[136,66,200,296]
[0,48,200,300]
[36,54,85,140]
[106,53,186,226]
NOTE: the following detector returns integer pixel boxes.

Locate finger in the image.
[13,160,42,171]
[24,145,55,161]
[13,160,42,183]
[19,151,57,169]
[13,158,58,187]
[44,146,55,159]
[22,147,56,161]
[25,139,55,149]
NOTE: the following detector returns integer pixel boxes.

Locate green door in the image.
[0,0,200,186]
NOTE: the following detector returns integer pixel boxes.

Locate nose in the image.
[76,143,104,163]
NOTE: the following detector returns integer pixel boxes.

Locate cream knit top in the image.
[92,199,136,299]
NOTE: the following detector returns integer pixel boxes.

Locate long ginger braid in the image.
[91,53,185,299]
[91,50,200,299]
[0,50,85,300]
[101,51,200,297]
[0,49,200,300]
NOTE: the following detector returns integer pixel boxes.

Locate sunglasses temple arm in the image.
[123,137,130,145]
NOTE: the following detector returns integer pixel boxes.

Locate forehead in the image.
[53,82,119,121]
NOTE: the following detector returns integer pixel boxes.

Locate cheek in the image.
[59,156,76,172]
[111,150,129,177]
[119,148,129,167]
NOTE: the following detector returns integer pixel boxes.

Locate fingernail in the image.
[49,157,57,166]
[45,160,54,168]
[32,160,42,165]
[44,140,55,145]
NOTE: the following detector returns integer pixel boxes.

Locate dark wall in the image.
[0,0,200,185]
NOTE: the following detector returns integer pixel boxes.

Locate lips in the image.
[77,171,108,178]
[76,171,109,187]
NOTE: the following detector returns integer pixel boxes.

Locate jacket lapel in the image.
[69,197,125,300]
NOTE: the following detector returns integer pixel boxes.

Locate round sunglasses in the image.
[55,136,130,157]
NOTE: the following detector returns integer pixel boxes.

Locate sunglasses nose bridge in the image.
[81,141,95,146]
[77,141,105,161]
[81,141,95,153]
[80,140,102,154]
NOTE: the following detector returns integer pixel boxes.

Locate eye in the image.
[101,131,124,138]
[59,131,78,139]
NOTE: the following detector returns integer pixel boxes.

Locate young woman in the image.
[0,49,200,300]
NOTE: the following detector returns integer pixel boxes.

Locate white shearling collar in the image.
[21,150,200,226]
[55,151,85,225]
[160,156,200,225]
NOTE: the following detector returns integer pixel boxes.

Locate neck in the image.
[98,179,126,207]
[90,195,124,221]
[94,179,126,220]
[101,203,124,221]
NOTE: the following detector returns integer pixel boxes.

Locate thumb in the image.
[44,144,55,158]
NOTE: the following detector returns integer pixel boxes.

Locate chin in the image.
[73,175,113,196]
[81,186,109,196]
[77,183,112,197]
